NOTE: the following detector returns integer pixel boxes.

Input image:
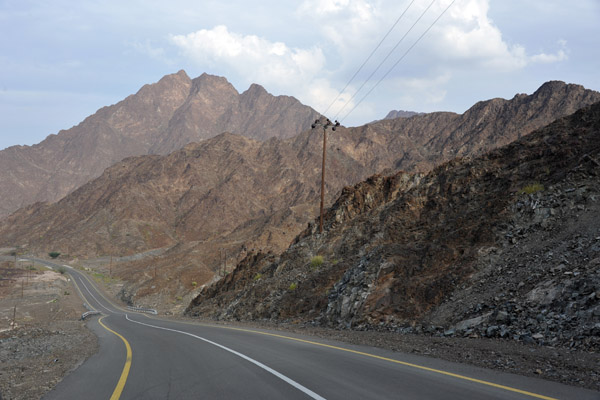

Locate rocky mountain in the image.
[1,81,599,309]
[382,110,422,120]
[0,70,321,218]
[186,101,600,352]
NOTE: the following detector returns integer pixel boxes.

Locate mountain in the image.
[1,81,599,309]
[0,70,321,218]
[382,110,422,120]
[186,101,600,351]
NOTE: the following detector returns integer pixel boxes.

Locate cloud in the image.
[170,25,352,115]
[420,0,570,71]
[170,25,325,88]
[168,0,572,125]
[530,40,568,64]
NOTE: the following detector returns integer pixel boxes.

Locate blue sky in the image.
[1,0,599,150]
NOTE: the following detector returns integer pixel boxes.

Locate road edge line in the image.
[125,315,326,400]
[217,326,559,400]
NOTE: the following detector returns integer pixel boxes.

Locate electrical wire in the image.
[340,0,456,123]
[321,0,417,116]
[333,0,437,120]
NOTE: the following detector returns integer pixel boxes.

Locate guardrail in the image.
[126,306,158,315]
[81,311,101,320]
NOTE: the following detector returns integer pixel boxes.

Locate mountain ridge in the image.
[1,81,599,309]
[0,70,320,218]
[186,101,600,353]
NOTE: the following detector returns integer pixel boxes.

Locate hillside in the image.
[187,101,600,354]
[0,71,320,218]
[1,81,599,308]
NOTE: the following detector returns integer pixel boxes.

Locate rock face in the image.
[0,71,321,218]
[186,101,600,351]
[1,81,599,309]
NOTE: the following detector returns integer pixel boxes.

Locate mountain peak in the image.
[244,83,268,95]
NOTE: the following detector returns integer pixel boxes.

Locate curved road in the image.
[28,258,597,400]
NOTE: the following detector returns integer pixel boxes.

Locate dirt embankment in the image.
[0,258,97,400]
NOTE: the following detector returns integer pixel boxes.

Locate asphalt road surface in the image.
[28,258,598,400]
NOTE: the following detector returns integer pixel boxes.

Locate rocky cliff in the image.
[186,101,600,352]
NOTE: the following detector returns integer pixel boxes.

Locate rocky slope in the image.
[2,81,599,308]
[0,70,320,218]
[186,101,600,352]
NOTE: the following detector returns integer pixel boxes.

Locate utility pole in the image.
[311,118,340,234]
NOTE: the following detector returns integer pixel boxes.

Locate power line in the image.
[340,0,456,123]
[322,0,417,116]
[334,0,437,120]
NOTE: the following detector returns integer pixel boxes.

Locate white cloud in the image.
[530,40,568,64]
[425,0,569,71]
[170,25,325,90]
[167,0,573,125]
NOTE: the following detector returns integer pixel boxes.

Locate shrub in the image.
[48,251,61,259]
[191,281,197,287]
[253,273,262,281]
[519,183,544,195]
[57,266,66,275]
[310,256,324,269]
[289,282,297,291]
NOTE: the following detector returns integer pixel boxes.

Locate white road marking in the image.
[125,315,327,400]
[74,273,121,315]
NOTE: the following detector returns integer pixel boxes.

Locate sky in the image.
[1,0,599,150]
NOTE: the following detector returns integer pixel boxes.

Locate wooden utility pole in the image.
[320,126,327,234]
[311,118,340,234]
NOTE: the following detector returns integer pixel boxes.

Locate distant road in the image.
[27,258,597,400]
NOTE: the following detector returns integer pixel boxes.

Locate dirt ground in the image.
[0,259,97,400]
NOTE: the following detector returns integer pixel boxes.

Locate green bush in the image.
[57,266,66,275]
[519,183,545,195]
[289,282,297,291]
[253,273,262,281]
[191,281,197,287]
[48,251,61,259]
[310,255,324,269]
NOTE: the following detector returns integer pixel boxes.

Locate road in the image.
[27,258,598,400]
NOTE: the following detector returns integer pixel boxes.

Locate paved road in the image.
[28,258,598,400]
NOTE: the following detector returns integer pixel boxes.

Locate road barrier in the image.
[126,306,158,315]
[81,311,101,320]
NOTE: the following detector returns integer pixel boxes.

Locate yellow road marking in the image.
[211,325,558,400]
[98,316,132,400]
